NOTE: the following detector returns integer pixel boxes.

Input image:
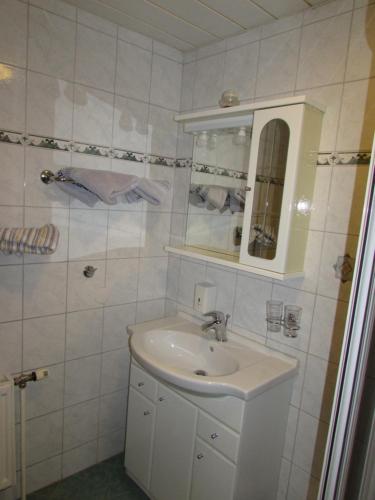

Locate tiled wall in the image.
[168,0,375,499]
[0,0,182,495]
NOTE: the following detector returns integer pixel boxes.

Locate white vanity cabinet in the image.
[125,360,293,500]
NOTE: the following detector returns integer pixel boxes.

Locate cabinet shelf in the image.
[165,245,304,280]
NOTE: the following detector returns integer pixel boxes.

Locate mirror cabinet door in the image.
[247,119,290,260]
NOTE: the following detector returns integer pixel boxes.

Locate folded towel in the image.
[56,167,169,207]
[57,167,139,206]
[124,178,170,206]
[206,186,228,210]
[0,224,60,255]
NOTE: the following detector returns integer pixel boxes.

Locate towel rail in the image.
[40,169,75,184]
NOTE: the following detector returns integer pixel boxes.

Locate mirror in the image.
[186,126,251,257]
[247,119,289,260]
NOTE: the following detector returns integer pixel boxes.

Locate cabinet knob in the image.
[210,432,219,440]
[143,410,151,416]
[196,453,204,460]
[138,382,145,387]
[158,396,165,402]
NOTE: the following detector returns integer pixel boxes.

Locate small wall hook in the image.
[83,265,97,278]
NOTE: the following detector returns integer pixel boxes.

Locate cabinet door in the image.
[191,438,236,500]
[239,105,304,273]
[150,384,198,500]
[124,387,155,490]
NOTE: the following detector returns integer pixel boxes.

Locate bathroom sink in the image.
[132,328,239,377]
[128,315,298,400]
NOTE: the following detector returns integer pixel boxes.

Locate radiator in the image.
[0,375,16,491]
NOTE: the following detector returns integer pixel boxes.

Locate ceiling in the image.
[65,0,330,52]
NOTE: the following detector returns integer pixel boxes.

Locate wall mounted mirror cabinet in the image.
[167,97,324,280]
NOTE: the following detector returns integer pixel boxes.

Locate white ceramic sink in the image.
[129,315,298,400]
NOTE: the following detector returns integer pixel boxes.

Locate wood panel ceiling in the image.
[65,0,329,51]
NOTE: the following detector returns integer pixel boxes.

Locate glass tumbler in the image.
[266,300,283,332]
[283,305,302,337]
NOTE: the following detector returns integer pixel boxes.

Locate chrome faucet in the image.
[201,311,230,342]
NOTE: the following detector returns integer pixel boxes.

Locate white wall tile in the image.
[177,258,206,307]
[226,27,260,50]
[23,314,66,369]
[140,211,171,257]
[64,354,101,406]
[326,165,369,235]
[293,411,329,479]
[301,355,338,422]
[69,209,108,260]
[346,5,375,81]
[261,13,303,38]
[113,96,148,152]
[97,428,125,461]
[26,410,63,465]
[100,348,130,394]
[150,55,182,111]
[303,84,343,152]
[0,66,26,132]
[206,265,237,320]
[223,43,259,101]
[66,308,103,360]
[336,79,375,151]
[28,7,76,81]
[137,257,168,301]
[0,0,27,67]
[180,62,195,112]
[73,85,114,146]
[297,13,352,89]
[147,105,178,157]
[0,143,24,206]
[256,29,299,97]
[107,210,142,258]
[99,390,127,434]
[27,72,74,140]
[193,54,225,109]
[0,321,22,374]
[23,263,67,318]
[105,258,139,306]
[116,41,152,102]
[232,274,272,337]
[26,455,62,495]
[0,207,23,266]
[136,298,166,323]
[75,24,116,92]
[287,464,319,500]
[310,296,348,363]
[67,260,106,311]
[62,441,97,478]
[103,303,136,351]
[0,266,23,322]
[63,398,99,451]
[283,405,299,461]
[26,363,64,419]
[277,458,291,500]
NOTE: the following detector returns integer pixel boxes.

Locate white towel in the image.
[56,168,169,206]
[206,186,228,210]
[0,224,60,255]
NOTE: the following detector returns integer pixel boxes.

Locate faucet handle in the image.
[203,311,225,322]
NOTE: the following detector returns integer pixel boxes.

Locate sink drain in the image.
[194,369,207,376]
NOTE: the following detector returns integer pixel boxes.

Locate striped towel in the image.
[0,224,60,255]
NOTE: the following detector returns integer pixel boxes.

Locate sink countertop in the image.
[128,313,298,401]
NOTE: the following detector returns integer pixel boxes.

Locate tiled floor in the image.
[28,455,149,500]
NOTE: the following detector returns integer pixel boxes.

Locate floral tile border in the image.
[317,151,371,166]
[0,131,370,170]
[0,130,174,167]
